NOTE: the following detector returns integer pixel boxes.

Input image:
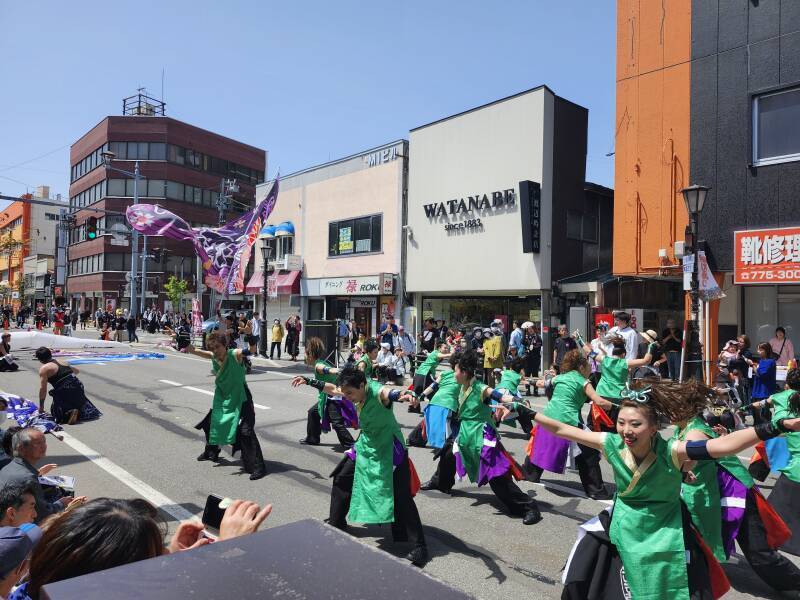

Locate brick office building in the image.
[67,96,266,314]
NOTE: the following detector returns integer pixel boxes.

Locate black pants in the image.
[329,454,426,547]
[412,373,433,396]
[737,489,800,591]
[269,341,281,359]
[523,443,607,497]
[429,442,538,516]
[196,388,266,477]
[127,327,138,342]
[306,401,355,448]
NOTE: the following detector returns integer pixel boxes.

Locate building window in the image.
[566,208,598,243]
[70,143,110,183]
[328,214,382,257]
[753,86,800,166]
[276,235,294,260]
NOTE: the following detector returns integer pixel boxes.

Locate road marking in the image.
[58,431,195,522]
[185,386,213,396]
[158,380,270,409]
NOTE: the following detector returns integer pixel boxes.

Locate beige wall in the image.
[255,149,404,279]
[406,87,553,293]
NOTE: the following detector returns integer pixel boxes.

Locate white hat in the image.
[521,321,533,329]
[380,342,390,350]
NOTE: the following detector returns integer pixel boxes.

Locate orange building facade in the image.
[614,0,691,278]
[0,200,31,308]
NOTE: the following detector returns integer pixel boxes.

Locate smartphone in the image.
[202,494,230,535]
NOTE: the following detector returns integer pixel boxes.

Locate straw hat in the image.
[640,329,658,344]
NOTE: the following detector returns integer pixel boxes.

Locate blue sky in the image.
[0,1,616,206]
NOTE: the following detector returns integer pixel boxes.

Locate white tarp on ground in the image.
[6,331,130,351]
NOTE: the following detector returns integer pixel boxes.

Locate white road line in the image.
[184,386,213,396]
[158,380,270,409]
[58,431,196,522]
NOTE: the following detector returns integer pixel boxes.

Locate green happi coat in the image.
[595,356,628,400]
[673,416,754,561]
[209,349,246,445]
[496,369,522,395]
[603,432,690,600]
[772,389,800,483]
[347,380,405,524]
[315,360,338,418]
[358,354,374,378]
[543,369,588,426]
[415,350,440,377]
[429,370,459,413]
[454,381,492,483]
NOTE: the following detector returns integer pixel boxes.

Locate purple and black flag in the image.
[126,179,279,297]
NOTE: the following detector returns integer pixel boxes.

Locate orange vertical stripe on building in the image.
[613,0,691,277]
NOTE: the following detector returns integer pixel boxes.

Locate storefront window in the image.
[422,296,541,330]
[743,286,800,362]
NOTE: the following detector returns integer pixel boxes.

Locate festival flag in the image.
[126,179,279,297]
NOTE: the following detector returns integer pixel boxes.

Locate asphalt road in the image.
[0,334,795,599]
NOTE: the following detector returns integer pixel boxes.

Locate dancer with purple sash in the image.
[419,351,542,525]
[291,367,428,567]
[298,337,357,450]
[523,350,611,499]
[673,409,800,593]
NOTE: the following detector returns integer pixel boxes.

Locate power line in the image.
[0,143,71,174]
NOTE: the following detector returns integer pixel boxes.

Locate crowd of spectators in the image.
[0,425,271,599]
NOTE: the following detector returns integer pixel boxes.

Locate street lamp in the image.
[102,151,142,319]
[259,226,276,356]
[681,184,710,381]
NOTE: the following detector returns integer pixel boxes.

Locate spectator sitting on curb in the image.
[0,482,37,528]
[0,526,42,599]
[9,497,272,600]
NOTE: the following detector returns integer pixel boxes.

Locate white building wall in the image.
[406,87,553,294]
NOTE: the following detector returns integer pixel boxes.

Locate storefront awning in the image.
[245,271,264,294]
[275,270,301,295]
[245,270,301,295]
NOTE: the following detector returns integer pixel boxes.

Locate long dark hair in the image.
[625,379,713,425]
[26,498,166,599]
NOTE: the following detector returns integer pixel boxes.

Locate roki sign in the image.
[735,226,800,284]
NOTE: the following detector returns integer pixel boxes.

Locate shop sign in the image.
[423,188,516,233]
[351,298,377,308]
[380,273,394,295]
[320,275,380,296]
[267,275,278,299]
[363,146,399,168]
[735,226,800,284]
[423,189,516,219]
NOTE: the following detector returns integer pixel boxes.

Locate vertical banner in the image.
[191,298,203,339]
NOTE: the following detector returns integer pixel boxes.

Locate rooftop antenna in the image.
[161,68,165,105]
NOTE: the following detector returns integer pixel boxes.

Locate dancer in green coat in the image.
[291,366,428,567]
[189,331,266,480]
[672,411,800,593]
[506,379,800,600]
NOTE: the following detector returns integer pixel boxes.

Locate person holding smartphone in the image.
[188,332,266,480]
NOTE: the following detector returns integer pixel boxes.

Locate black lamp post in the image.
[259,230,275,357]
[681,184,710,381]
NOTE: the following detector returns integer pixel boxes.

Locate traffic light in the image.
[86,217,98,240]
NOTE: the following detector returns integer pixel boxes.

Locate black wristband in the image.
[754,421,783,441]
[304,377,326,391]
[685,440,713,460]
